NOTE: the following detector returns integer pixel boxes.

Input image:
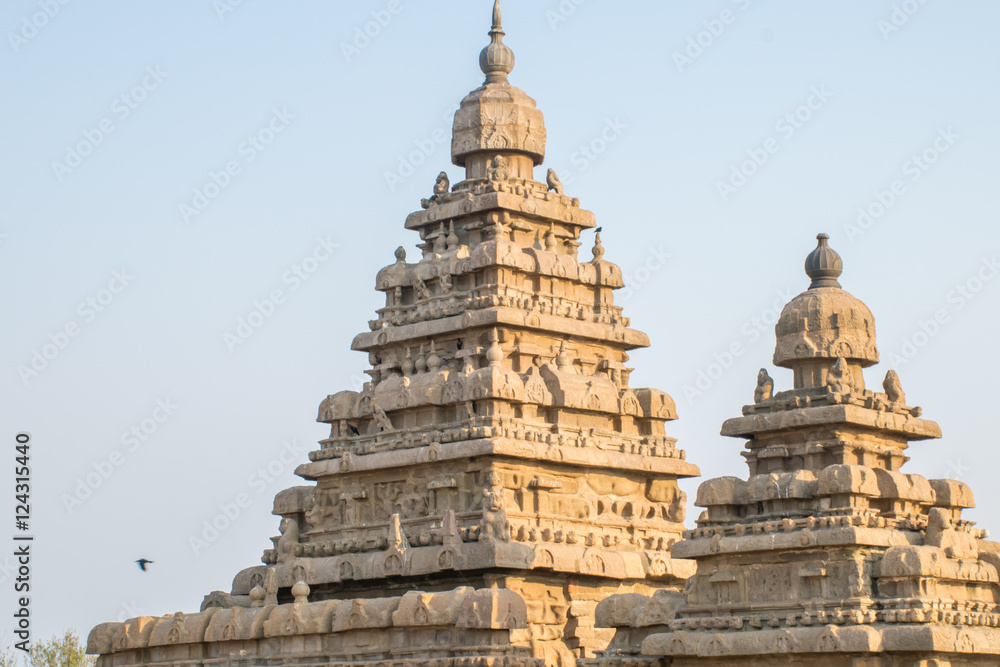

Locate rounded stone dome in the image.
[773,235,878,369]
[452,85,546,167]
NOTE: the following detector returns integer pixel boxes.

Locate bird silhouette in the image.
[136,559,154,572]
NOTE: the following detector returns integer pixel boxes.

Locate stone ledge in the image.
[89,587,532,655]
[640,624,1000,657]
[296,438,700,481]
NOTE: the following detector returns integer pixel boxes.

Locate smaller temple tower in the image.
[588,235,1000,666]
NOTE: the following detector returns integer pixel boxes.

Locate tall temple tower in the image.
[87,4,698,666]
[589,236,1000,665]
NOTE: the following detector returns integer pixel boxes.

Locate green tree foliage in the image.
[1,630,95,667]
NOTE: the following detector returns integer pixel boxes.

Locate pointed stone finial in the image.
[480,0,515,84]
[434,223,447,253]
[249,585,265,608]
[447,221,460,249]
[395,246,406,263]
[402,347,415,376]
[415,344,428,373]
[592,228,605,262]
[486,329,504,366]
[556,341,571,371]
[291,580,310,605]
[427,340,441,372]
[545,223,557,252]
[805,234,843,289]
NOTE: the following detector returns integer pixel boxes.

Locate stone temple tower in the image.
[87,4,698,666]
[589,235,1000,666]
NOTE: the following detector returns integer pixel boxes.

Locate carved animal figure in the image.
[433,171,450,196]
[883,369,905,404]
[754,369,774,403]
[546,168,564,194]
[926,507,978,559]
[277,518,299,563]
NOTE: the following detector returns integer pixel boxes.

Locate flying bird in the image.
[136,559,154,572]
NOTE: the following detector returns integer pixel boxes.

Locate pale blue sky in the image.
[1,0,998,644]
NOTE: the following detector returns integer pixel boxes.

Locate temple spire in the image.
[480,0,515,84]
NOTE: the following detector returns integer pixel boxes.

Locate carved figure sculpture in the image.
[488,155,509,181]
[412,275,432,300]
[434,171,450,196]
[480,471,510,542]
[438,268,453,294]
[826,357,854,394]
[546,168,564,195]
[277,518,299,563]
[754,369,774,403]
[372,401,394,432]
[883,369,905,404]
